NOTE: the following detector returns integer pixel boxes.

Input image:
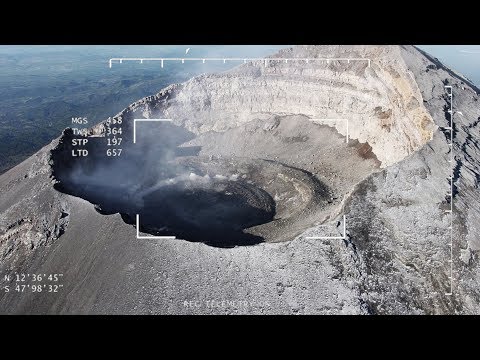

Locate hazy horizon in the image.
[418,45,480,86]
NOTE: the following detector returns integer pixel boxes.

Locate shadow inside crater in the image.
[51,122,274,247]
[121,181,275,247]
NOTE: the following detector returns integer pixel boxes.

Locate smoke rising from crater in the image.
[51,121,276,247]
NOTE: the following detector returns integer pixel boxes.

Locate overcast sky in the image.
[417,45,480,86]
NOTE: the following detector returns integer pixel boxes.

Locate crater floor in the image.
[51,115,380,246]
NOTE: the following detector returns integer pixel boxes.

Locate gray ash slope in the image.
[0,45,479,314]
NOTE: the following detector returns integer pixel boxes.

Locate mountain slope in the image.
[0,45,478,314]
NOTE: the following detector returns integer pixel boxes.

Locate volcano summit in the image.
[0,45,479,315]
